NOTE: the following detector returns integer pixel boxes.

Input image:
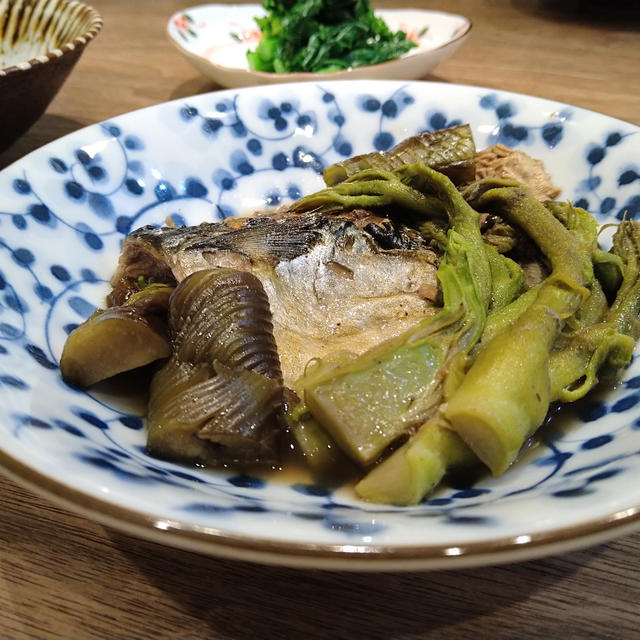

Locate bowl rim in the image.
[0,0,103,76]
[2,429,640,571]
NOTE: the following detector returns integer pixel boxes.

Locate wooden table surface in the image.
[1,1,640,638]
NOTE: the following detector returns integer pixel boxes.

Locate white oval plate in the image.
[1,80,639,571]
[166,4,471,87]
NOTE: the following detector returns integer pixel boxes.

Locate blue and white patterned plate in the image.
[0,80,639,571]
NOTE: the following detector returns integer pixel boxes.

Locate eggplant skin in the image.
[169,269,282,383]
[148,360,283,465]
[147,269,285,466]
[323,125,476,187]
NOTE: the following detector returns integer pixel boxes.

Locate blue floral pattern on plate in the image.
[0,80,639,570]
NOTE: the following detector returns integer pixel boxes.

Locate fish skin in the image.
[109,208,439,387]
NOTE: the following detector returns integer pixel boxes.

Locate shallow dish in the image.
[167,4,471,88]
[1,80,639,571]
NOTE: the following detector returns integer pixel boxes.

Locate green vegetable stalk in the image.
[471,197,601,352]
[444,183,592,476]
[290,167,447,220]
[355,416,475,505]
[604,220,640,339]
[354,244,523,505]
[296,164,493,466]
[294,173,640,504]
[550,220,640,402]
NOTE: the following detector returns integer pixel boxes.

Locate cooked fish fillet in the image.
[475,144,561,200]
[109,208,439,387]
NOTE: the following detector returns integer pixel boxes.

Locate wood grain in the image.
[0,1,639,638]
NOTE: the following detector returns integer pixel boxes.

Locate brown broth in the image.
[97,367,623,501]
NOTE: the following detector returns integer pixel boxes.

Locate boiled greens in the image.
[247,0,416,73]
[292,157,640,505]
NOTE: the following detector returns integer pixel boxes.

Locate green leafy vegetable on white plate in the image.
[246,0,417,73]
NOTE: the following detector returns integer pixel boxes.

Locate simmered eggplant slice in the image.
[147,269,284,466]
[60,284,173,388]
[323,124,476,187]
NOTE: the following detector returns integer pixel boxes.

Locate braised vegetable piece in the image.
[302,176,640,503]
[550,219,640,402]
[291,167,447,220]
[60,284,173,388]
[302,322,456,464]
[247,0,416,73]
[443,182,593,475]
[324,125,476,187]
[147,269,284,466]
[604,220,640,338]
[285,407,355,482]
[298,164,492,464]
[355,418,475,505]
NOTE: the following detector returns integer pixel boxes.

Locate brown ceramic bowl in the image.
[0,0,102,150]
